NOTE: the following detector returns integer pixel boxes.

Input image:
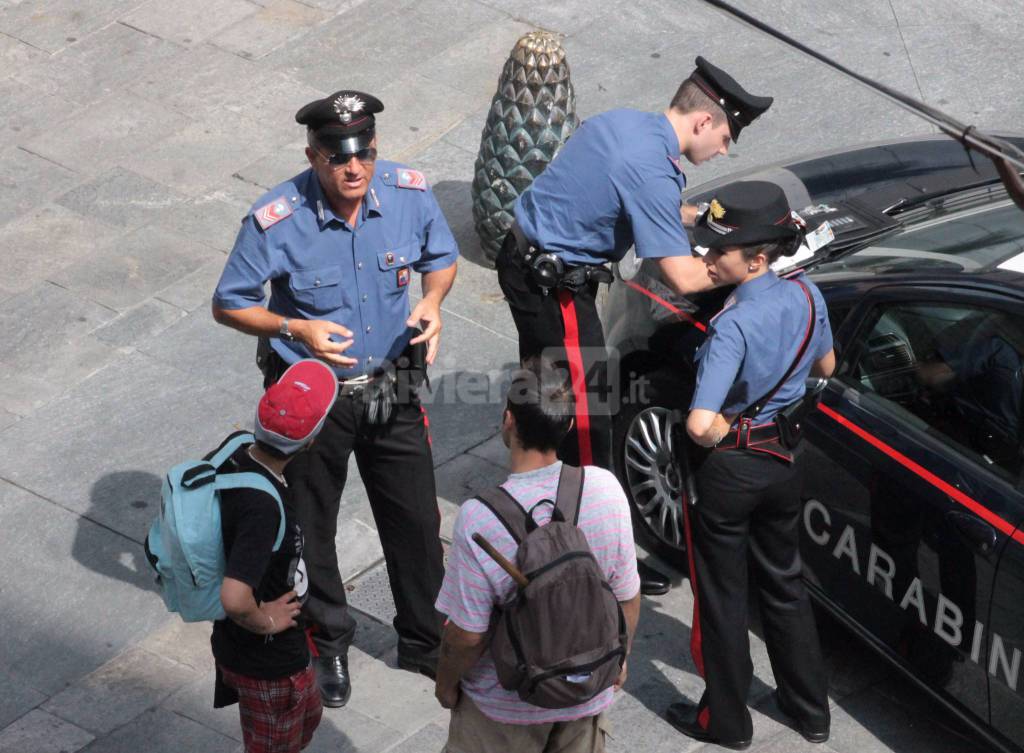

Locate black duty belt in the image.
[714,417,795,464]
[509,222,614,292]
[715,418,780,450]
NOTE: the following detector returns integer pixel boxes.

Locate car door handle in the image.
[945,510,998,555]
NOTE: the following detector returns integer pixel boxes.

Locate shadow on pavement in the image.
[75,470,163,593]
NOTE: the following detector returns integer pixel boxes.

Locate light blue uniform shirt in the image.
[213,162,458,378]
[690,271,833,423]
[514,110,691,266]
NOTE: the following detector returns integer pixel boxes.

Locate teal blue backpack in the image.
[145,431,286,622]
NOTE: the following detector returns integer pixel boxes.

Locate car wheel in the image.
[613,398,688,564]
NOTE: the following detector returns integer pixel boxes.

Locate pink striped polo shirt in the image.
[435,461,640,725]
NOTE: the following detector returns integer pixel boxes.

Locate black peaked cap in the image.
[692,180,801,250]
[295,90,384,138]
[690,56,773,142]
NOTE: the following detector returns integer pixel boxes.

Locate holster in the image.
[775,378,828,448]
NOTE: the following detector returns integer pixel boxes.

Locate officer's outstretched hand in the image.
[291,319,358,367]
[407,298,443,365]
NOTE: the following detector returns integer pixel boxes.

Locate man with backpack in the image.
[433,358,642,753]
[200,359,337,753]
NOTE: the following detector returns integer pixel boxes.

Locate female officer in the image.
[664,181,836,749]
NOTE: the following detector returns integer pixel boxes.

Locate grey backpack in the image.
[474,465,628,709]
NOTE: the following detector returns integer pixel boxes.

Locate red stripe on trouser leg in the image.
[557,289,593,466]
[681,498,705,678]
[420,405,432,446]
[420,405,441,525]
[305,627,319,658]
[698,706,710,730]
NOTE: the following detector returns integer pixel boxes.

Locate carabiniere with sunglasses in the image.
[212,88,460,708]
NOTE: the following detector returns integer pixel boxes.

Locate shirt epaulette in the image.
[393,168,427,191]
[253,196,294,230]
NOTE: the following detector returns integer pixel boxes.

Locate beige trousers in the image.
[443,693,609,753]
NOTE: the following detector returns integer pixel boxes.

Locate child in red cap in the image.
[212,359,338,753]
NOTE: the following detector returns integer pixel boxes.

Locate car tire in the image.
[613,381,692,568]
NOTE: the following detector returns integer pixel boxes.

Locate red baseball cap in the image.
[254,359,338,454]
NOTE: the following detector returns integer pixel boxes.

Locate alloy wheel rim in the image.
[623,406,685,550]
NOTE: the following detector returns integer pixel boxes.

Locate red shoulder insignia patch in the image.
[254,197,293,230]
[396,168,427,191]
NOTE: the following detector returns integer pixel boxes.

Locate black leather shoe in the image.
[665,702,751,750]
[638,559,671,596]
[397,652,438,680]
[773,691,830,743]
[316,654,351,708]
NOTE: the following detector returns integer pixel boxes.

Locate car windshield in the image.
[816,200,1024,275]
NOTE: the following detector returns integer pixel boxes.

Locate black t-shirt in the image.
[210,444,309,679]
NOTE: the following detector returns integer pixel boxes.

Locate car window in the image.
[838,301,1024,479]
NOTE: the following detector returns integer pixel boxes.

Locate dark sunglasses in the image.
[319,147,377,166]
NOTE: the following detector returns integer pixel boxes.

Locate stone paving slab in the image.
[77,707,238,753]
[92,299,190,350]
[381,722,449,753]
[0,204,124,301]
[54,167,189,232]
[0,0,144,54]
[0,332,119,417]
[120,0,260,49]
[119,113,289,198]
[149,195,250,254]
[14,21,184,108]
[0,709,94,753]
[419,15,535,101]
[0,78,69,146]
[161,671,244,743]
[0,481,169,698]
[0,281,116,366]
[25,93,192,177]
[48,224,216,313]
[0,352,255,541]
[41,647,202,736]
[0,669,48,731]
[210,0,332,61]
[0,147,79,228]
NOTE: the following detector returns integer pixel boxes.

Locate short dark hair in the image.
[505,357,574,452]
[254,439,291,460]
[670,79,727,128]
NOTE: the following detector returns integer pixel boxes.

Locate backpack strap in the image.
[209,431,256,469]
[553,464,585,525]
[215,472,287,552]
[474,486,531,544]
[181,432,256,490]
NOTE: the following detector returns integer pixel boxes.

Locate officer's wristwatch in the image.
[278,317,296,342]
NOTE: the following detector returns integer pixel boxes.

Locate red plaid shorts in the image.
[219,663,323,753]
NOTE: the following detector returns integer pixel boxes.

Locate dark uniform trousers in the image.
[496,232,613,470]
[684,447,829,741]
[283,384,444,659]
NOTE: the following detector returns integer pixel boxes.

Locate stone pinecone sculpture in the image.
[472,31,580,266]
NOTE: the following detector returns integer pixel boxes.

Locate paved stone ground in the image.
[1,0,1021,751]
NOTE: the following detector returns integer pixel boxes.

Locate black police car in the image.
[601,134,1024,753]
